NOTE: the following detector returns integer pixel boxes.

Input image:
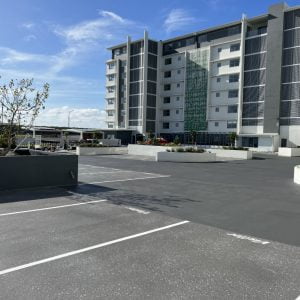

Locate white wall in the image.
[280,126,300,147]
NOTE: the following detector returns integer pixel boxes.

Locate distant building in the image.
[105,3,300,151]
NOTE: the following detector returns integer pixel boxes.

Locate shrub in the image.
[173,135,181,145]
[176,147,185,152]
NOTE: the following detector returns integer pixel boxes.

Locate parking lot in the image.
[0,154,300,299]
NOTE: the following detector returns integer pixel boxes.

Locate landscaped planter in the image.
[208,149,252,160]
[294,165,300,184]
[156,151,216,162]
[278,147,300,157]
[76,147,127,156]
[0,154,78,191]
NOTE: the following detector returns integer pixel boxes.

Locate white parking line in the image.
[0,200,107,217]
[0,220,189,276]
[79,170,135,175]
[123,206,150,215]
[227,233,270,245]
[80,175,170,185]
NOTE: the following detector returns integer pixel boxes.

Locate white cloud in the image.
[24,34,37,42]
[22,22,35,29]
[35,106,107,128]
[164,9,196,33]
[0,47,46,65]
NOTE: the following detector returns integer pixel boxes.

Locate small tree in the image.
[0,78,49,154]
[173,135,180,145]
[229,132,237,147]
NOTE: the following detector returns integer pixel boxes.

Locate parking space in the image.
[0,155,300,299]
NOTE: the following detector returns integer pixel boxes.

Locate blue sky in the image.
[0,0,299,127]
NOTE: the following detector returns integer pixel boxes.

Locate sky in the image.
[0,0,299,128]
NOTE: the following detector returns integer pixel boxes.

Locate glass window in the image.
[177,83,180,88]
[217,77,221,83]
[164,71,171,78]
[148,54,157,68]
[165,58,172,65]
[107,87,115,93]
[163,97,170,104]
[108,74,114,81]
[176,123,179,127]
[163,122,169,129]
[216,92,220,97]
[228,90,238,98]
[164,84,171,91]
[230,43,240,52]
[228,105,238,113]
[227,121,237,128]
[229,74,239,83]
[177,69,181,74]
[215,107,219,112]
[176,96,180,101]
[176,110,179,114]
[163,110,170,116]
[147,68,157,81]
[218,48,222,53]
[108,62,115,69]
[178,56,181,61]
[229,59,240,67]
[215,122,219,127]
[107,110,114,116]
[147,81,157,94]
[107,99,114,104]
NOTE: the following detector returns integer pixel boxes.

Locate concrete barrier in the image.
[207,149,252,160]
[76,147,127,156]
[128,144,170,157]
[156,152,216,162]
[278,147,300,157]
[0,155,78,190]
[294,165,300,184]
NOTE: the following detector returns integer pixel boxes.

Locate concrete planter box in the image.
[294,165,300,184]
[278,147,300,157]
[208,149,252,160]
[76,147,127,156]
[0,155,78,191]
[156,151,216,162]
[128,144,172,157]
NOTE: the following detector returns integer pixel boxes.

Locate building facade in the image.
[105,3,300,151]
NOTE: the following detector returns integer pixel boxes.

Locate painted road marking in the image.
[295,295,300,300]
[79,175,170,185]
[0,220,190,276]
[123,206,150,215]
[227,233,270,245]
[0,200,107,217]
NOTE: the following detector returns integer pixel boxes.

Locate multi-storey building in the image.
[105,3,300,151]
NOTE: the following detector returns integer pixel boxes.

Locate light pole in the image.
[68,110,74,128]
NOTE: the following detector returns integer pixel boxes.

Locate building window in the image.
[215,122,219,127]
[217,77,221,83]
[176,96,180,101]
[228,105,238,113]
[107,111,114,116]
[230,43,240,52]
[165,58,172,65]
[107,99,114,105]
[164,84,171,91]
[228,90,238,98]
[216,92,220,97]
[217,62,222,68]
[177,69,181,74]
[229,74,239,83]
[164,71,171,78]
[108,123,114,128]
[176,122,179,127]
[215,107,219,112]
[107,87,115,93]
[178,56,181,61]
[163,110,170,116]
[218,48,222,53]
[163,97,171,104]
[108,74,114,81]
[227,121,237,128]
[108,62,115,69]
[229,59,240,67]
[177,83,180,88]
[176,109,179,114]
[163,122,170,129]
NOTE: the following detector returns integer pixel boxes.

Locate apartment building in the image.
[105,3,300,151]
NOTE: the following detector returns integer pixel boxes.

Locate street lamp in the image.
[68,110,74,128]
